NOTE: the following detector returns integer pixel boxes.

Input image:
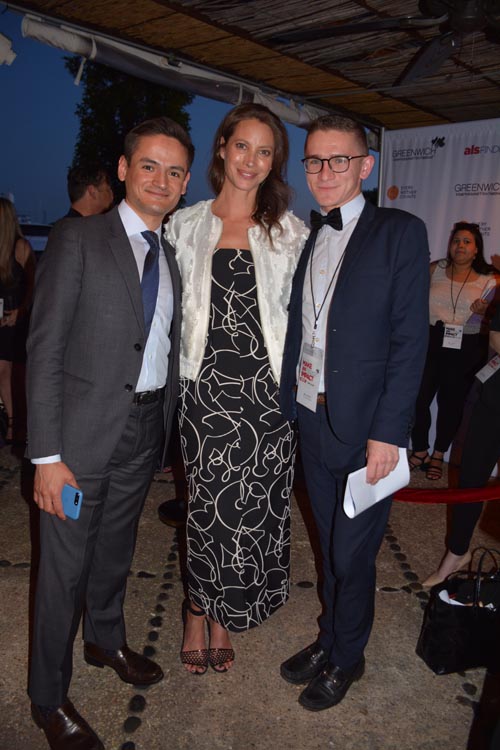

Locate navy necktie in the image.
[140,230,160,338]
[310,207,343,232]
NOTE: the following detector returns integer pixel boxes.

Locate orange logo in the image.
[387,185,399,200]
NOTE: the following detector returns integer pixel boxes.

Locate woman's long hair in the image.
[208,103,291,240]
[0,198,22,285]
[446,221,494,274]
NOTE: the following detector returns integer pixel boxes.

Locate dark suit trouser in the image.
[448,395,500,555]
[298,403,391,671]
[29,399,163,706]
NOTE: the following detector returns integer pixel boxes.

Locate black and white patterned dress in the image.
[178,248,296,632]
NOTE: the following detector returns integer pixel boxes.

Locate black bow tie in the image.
[310,208,343,232]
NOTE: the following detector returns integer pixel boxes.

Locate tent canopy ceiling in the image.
[7,0,500,133]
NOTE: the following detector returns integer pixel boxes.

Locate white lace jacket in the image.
[164,199,308,383]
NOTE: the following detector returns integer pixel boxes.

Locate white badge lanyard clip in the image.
[442,266,472,350]
[296,233,346,411]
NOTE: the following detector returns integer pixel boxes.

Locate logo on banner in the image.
[392,136,445,162]
[464,143,500,155]
[386,184,416,201]
[432,137,445,148]
[455,181,500,196]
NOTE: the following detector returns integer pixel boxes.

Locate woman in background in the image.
[409,222,497,480]
[165,103,308,674]
[0,198,35,443]
[423,306,500,586]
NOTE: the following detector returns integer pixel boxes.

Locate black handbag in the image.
[416,547,500,675]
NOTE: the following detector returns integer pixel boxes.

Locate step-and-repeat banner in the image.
[380,119,500,263]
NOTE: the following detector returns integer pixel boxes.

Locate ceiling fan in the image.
[268,1,500,85]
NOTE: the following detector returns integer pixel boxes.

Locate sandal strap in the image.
[180,649,209,667]
[409,450,429,462]
[426,458,443,479]
[209,648,235,666]
[183,599,206,617]
[408,451,429,469]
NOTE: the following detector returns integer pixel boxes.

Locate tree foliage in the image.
[65,57,193,198]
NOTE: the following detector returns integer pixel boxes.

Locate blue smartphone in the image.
[61,484,83,520]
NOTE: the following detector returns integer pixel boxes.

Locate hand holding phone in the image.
[61,484,83,520]
[34,462,78,520]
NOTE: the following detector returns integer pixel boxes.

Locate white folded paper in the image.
[343,447,409,519]
[438,590,467,607]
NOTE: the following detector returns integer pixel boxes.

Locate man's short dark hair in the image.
[123,117,195,169]
[306,114,368,154]
[67,164,111,203]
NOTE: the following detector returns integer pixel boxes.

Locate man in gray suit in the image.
[26,117,193,750]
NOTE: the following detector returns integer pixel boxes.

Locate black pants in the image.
[297,403,391,671]
[411,324,488,453]
[448,391,500,555]
[29,399,163,706]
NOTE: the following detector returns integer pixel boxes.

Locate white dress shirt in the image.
[33,200,173,464]
[118,200,173,392]
[302,193,365,391]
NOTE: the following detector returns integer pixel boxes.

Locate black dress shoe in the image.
[84,643,163,686]
[299,656,365,711]
[32,700,104,749]
[158,498,187,528]
[280,641,328,685]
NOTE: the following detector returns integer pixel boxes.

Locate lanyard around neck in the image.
[450,264,473,321]
[309,230,346,344]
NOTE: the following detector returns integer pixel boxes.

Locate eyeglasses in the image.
[302,155,367,174]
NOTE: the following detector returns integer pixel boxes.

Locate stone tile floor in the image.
[0,444,499,750]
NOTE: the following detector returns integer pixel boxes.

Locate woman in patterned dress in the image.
[165,104,308,674]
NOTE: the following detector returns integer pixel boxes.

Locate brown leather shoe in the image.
[32,700,104,749]
[84,642,163,685]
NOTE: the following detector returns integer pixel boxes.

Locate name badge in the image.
[476,354,500,383]
[296,343,323,411]
[442,324,463,350]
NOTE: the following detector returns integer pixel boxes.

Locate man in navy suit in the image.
[279,115,429,711]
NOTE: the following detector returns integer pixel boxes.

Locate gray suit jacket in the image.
[26,206,181,475]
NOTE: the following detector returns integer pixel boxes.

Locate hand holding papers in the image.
[343,447,409,519]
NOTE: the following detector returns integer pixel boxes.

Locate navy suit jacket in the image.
[280,200,430,447]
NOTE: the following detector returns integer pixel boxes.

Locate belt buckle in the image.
[134,389,158,405]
